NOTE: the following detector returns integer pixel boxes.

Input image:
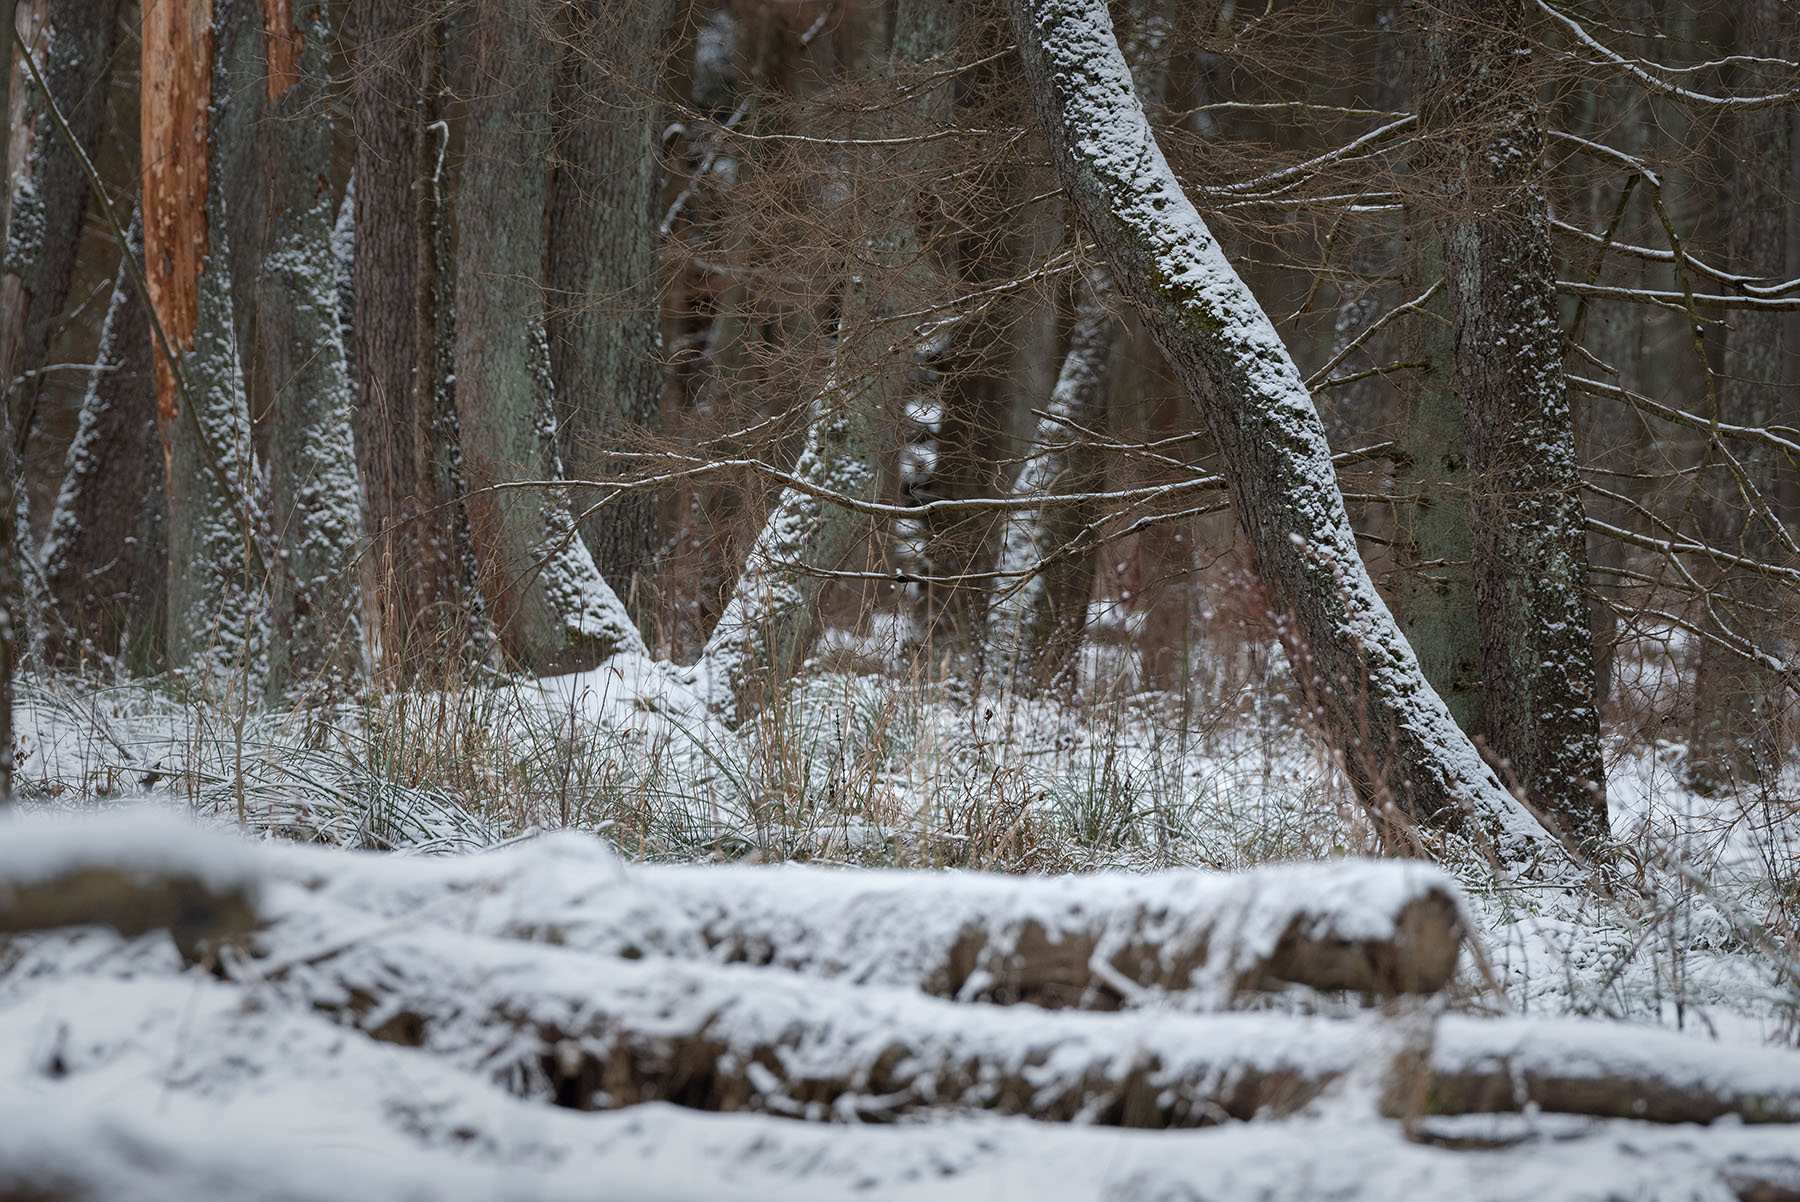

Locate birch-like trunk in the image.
[143,0,266,686]
[0,0,16,799]
[453,0,644,674]
[1418,0,1607,849]
[1005,0,1571,868]
[40,233,166,669]
[984,270,1119,692]
[1686,0,1791,795]
[258,1,367,702]
[547,0,668,613]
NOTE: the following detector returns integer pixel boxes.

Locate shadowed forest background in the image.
[0,0,1797,881]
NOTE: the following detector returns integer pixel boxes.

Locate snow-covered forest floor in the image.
[3,623,1798,1198]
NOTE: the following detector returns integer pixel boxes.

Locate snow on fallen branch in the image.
[262,830,1469,1005]
[0,810,262,961]
[4,971,1798,1201]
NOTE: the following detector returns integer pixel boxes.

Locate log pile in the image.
[2,811,1798,1201]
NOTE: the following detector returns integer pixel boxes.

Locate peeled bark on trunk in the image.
[985,269,1119,692]
[1686,0,1791,796]
[39,237,164,667]
[0,0,120,448]
[547,0,667,613]
[257,1,367,702]
[1004,0,1569,868]
[452,0,645,674]
[352,0,459,677]
[1418,0,1607,849]
[143,0,266,685]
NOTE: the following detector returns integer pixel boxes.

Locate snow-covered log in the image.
[0,812,261,959]
[1004,0,1573,871]
[275,927,1388,1124]
[5,971,1798,1202]
[267,832,1468,1004]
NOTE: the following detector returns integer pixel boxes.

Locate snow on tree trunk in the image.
[1418,0,1607,850]
[984,269,1119,693]
[692,394,876,722]
[257,2,368,702]
[546,0,667,617]
[1005,0,1570,869]
[143,0,267,687]
[1686,0,1791,795]
[452,0,644,674]
[39,229,166,668]
[0,0,121,449]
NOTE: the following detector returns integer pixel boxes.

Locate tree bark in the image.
[985,269,1119,692]
[452,0,644,674]
[258,0,367,701]
[546,0,667,617]
[1004,0,1570,867]
[352,0,459,678]
[142,0,265,684]
[0,0,121,451]
[1417,0,1607,848]
[1686,0,1791,795]
[39,235,165,669]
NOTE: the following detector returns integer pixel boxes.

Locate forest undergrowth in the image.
[11,613,1800,1047]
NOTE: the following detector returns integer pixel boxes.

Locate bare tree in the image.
[258,0,367,700]
[142,0,265,682]
[1006,0,1571,866]
[352,0,460,677]
[1417,0,1606,848]
[452,0,642,672]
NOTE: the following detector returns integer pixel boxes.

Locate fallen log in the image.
[268,831,1468,1004]
[257,916,1800,1130]
[0,810,262,960]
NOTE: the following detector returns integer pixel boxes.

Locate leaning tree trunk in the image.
[0,0,121,450]
[453,0,644,674]
[39,231,166,669]
[1005,0,1570,869]
[352,0,460,679]
[985,269,1119,692]
[546,0,668,616]
[1418,0,1607,850]
[1686,0,1791,796]
[142,0,266,687]
[0,0,16,800]
[256,1,367,702]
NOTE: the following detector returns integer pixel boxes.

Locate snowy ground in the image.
[2,627,1797,1197]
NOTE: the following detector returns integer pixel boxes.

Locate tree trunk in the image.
[1392,231,1481,733]
[985,269,1119,692]
[1686,0,1790,796]
[1417,0,1607,848]
[0,0,121,451]
[0,0,15,801]
[546,0,667,618]
[258,0,367,702]
[693,396,876,721]
[1005,0,1569,867]
[352,0,459,678]
[142,0,265,685]
[452,0,643,674]
[39,233,165,669]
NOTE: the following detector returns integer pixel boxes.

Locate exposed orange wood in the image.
[140,0,212,469]
[262,0,301,101]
